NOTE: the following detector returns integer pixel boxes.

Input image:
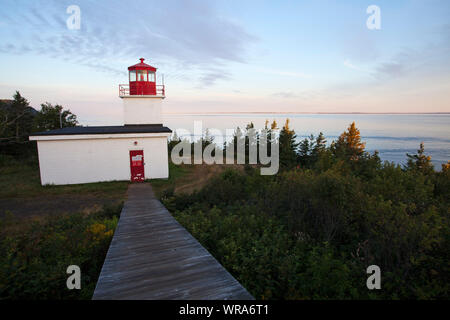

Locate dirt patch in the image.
[174,164,244,195]
[0,194,124,219]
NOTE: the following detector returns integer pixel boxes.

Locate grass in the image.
[149,161,242,198]
[0,156,129,219]
[0,154,227,200]
[0,155,218,220]
[148,161,191,197]
[0,156,129,199]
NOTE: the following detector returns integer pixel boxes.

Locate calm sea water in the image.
[162,114,450,169]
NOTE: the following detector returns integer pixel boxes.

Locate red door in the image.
[129,150,145,182]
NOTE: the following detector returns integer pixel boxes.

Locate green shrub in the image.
[0,203,122,299]
[164,162,450,299]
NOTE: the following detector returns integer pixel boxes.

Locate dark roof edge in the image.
[124,123,163,126]
[30,125,172,137]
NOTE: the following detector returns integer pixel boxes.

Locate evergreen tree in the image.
[262,120,278,158]
[245,122,257,163]
[246,122,254,130]
[1,91,35,143]
[203,128,214,148]
[309,132,327,167]
[312,132,326,156]
[270,120,278,130]
[298,136,312,167]
[168,130,181,153]
[332,122,366,161]
[406,142,434,174]
[227,126,246,161]
[279,119,299,169]
[442,161,450,173]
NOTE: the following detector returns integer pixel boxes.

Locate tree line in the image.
[169,118,448,173]
[0,91,77,156]
[0,91,78,143]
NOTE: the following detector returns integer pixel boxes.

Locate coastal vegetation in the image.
[1,91,448,299]
[0,154,128,299]
[0,203,122,299]
[0,92,127,299]
[163,120,450,299]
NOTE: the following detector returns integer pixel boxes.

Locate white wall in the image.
[122,97,163,125]
[34,135,169,185]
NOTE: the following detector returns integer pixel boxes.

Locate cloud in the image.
[343,59,370,73]
[374,61,408,79]
[371,48,426,80]
[271,91,297,99]
[253,67,311,79]
[370,24,450,81]
[198,69,231,88]
[0,0,256,86]
[341,29,380,63]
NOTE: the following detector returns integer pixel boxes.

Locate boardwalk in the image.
[93,183,253,300]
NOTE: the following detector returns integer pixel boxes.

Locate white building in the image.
[30,58,171,185]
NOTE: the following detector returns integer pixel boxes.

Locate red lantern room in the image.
[119,58,165,97]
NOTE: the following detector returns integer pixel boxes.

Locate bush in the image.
[163,162,450,299]
[0,203,122,299]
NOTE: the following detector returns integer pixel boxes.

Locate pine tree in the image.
[279,119,299,169]
[9,91,34,142]
[263,120,278,158]
[310,132,327,165]
[333,122,366,161]
[245,122,257,163]
[271,120,278,130]
[168,131,181,153]
[227,126,246,161]
[442,161,450,173]
[203,128,214,147]
[406,142,434,174]
[313,132,327,154]
[298,136,312,167]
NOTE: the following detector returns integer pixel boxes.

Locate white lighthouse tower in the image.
[119,58,165,125]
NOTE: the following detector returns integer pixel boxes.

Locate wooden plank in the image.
[93,183,254,300]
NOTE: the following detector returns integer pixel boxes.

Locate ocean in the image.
[162,113,450,169]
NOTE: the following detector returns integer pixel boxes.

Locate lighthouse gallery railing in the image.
[119,84,165,97]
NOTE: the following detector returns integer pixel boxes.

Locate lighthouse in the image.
[29,59,171,185]
[120,58,165,125]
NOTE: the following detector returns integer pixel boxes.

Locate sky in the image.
[0,0,449,125]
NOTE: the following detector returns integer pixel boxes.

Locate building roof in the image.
[30,125,172,136]
[128,58,157,72]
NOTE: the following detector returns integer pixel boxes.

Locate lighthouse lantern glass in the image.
[129,70,136,82]
[123,59,160,96]
[137,70,146,81]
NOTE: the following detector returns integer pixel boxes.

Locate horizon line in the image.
[163,112,450,115]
